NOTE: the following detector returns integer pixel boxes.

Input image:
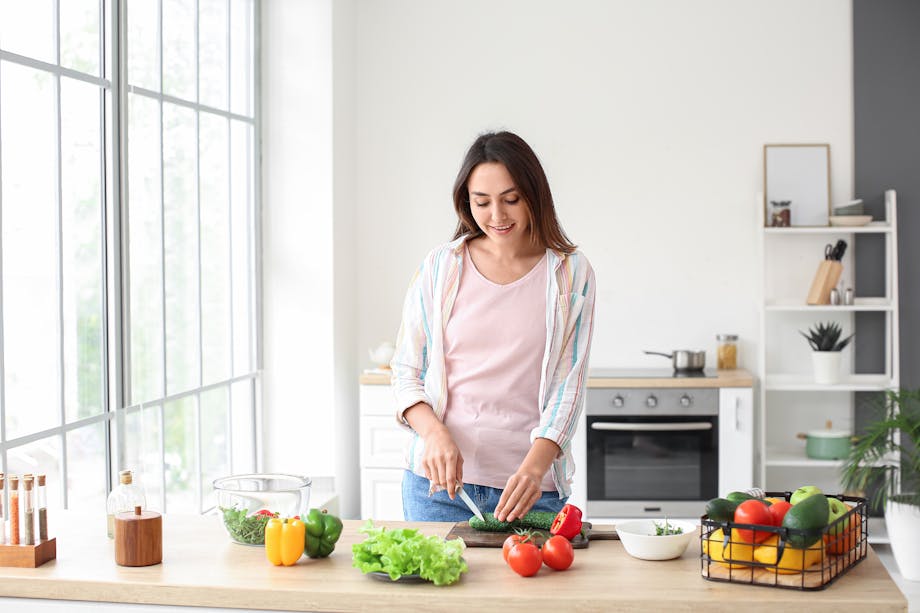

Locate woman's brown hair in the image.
[451,131,576,254]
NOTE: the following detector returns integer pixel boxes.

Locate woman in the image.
[391,131,596,523]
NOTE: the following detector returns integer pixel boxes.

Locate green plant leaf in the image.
[800,321,853,352]
[841,389,920,511]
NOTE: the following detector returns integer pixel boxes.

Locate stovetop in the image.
[589,368,717,379]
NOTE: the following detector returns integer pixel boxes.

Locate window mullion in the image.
[0,21,8,481]
[225,0,235,473]
[54,0,68,508]
[158,0,168,514]
[195,0,203,515]
[107,0,130,498]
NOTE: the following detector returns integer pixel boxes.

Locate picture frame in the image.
[763,144,831,227]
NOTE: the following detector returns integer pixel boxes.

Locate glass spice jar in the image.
[770,200,791,227]
[716,334,739,370]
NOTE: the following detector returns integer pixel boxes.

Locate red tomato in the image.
[502,533,528,562]
[767,501,792,526]
[733,499,773,543]
[541,535,574,571]
[507,542,543,577]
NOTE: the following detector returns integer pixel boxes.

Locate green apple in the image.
[790,485,824,505]
[826,497,850,535]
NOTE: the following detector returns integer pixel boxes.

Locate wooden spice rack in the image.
[0,538,57,568]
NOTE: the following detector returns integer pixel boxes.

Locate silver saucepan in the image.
[644,349,706,371]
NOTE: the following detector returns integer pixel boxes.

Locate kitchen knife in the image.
[428,480,485,521]
[456,486,485,521]
[831,239,847,261]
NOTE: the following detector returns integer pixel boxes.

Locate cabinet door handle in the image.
[735,397,742,431]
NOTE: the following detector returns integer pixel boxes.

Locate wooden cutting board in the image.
[445,521,618,549]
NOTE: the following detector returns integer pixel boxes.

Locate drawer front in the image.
[361,415,411,467]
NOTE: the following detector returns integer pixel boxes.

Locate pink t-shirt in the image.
[442,245,553,491]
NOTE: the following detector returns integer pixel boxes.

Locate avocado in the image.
[705,498,738,523]
[782,493,829,549]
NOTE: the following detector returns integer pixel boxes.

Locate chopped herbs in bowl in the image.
[616,519,697,561]
[654,519,684,536]
[219,506,276,545]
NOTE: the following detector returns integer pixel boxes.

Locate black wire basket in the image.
[699,492,868,590]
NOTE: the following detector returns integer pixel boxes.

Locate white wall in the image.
[262,0,855,518]
[354,0,854,375]
[331,0,360,519]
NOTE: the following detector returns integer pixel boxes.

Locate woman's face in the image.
[467,162,531,247]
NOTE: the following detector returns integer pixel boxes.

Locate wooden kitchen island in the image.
[0,514,907,612]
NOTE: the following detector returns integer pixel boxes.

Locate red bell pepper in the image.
[550,503,583,540]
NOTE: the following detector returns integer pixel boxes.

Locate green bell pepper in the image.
[304,508,343,558]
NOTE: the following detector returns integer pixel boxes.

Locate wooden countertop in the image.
[0,514,905,611]
[360,369,755,388]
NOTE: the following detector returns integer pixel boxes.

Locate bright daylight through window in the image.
[0,0,260,519]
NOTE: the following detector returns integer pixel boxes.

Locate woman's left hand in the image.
[494,438,561,522]
[494,470,542,522]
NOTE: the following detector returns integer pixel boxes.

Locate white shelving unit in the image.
[756,190,899,545]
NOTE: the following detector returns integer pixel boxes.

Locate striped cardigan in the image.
[390,234,596,497]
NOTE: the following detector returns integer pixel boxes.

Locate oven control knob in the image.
[646,394,658,408]
[680,394,692,407]
[612,395,625,408]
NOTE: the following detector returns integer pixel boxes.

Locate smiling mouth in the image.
[490,223,515,232]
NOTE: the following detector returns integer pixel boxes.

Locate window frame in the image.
[0,0,262,514]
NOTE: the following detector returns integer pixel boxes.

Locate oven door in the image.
[586,415,718,515]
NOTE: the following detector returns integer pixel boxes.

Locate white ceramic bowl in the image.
[616,519,698,561]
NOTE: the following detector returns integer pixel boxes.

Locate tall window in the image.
[0,0,259,516]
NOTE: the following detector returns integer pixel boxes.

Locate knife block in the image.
[806,260,843,305]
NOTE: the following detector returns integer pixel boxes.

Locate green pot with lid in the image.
[797,421,855,460]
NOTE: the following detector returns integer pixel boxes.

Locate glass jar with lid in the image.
[716,334,738,370]
[769,200,791,227]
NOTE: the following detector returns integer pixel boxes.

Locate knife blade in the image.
[456,486,484,521]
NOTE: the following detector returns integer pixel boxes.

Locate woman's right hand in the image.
[403,402,464,499]
[421,424,464,498]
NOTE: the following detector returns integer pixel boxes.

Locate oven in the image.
[585,384,719,518]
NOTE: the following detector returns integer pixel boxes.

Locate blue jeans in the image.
[401,469,567,522]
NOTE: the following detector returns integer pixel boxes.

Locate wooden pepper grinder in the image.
[114,506,162,567]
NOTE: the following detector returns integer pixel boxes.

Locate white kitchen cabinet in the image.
[756,190,899,527]
[719,387,754,495]
[359,380,410,520]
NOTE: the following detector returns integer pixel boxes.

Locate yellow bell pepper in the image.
[265,517,306,566]
[703,528,755,569]
[753,535,824,574]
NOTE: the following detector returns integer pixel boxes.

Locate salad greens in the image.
[220,506,273,544]
[653,519,683,536]
[352,520,468,586]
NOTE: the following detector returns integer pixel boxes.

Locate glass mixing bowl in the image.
[213,473,311,545]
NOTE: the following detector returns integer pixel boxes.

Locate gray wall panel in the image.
[853,0,920,389]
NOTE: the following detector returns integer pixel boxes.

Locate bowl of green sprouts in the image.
[213,473,311,545]
[615,519,697,561]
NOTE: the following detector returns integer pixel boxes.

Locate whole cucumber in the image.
[705,498,738,523]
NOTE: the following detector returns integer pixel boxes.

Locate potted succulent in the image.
[800,321,853,384]
[842,389,920,580]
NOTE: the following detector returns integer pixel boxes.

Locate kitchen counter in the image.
[360,368,755,388]
[0,514,906,612]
